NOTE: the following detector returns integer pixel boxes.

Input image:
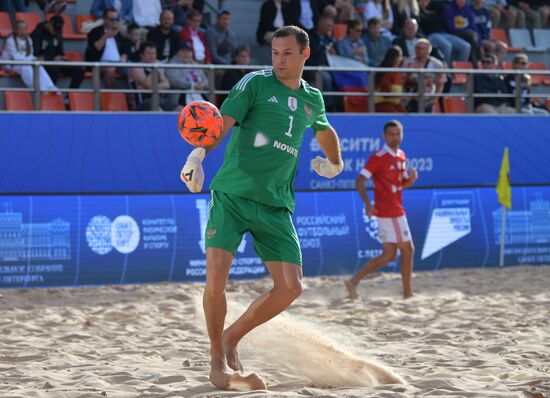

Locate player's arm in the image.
[204,114,235,154]
[402,168,418,189]
[311,125,344,178]
[356,174,374,218]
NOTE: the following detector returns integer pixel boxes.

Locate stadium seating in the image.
[15,12,41,34]
[69,92,94,111]
[509,28,541,52]
[47,13,86,40]
[40,92,65,111]
[5,91,33,111]
[76,15,97,34]
[332,24,347,41]
[546,98,550,112]
[490,28,521,52]
[442,97,467,113]
[343,95,368,112]
[533,29,550,51]
[433,99,442,113]
[101,93,129,111]
[451,61,472,85]
[64,51,84,62]
[529,63,550,86]
[0,12,11,37]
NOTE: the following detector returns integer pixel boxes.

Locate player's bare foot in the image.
[344,279,359,299]
[223,333,243,372]
[404,292,413,299]
[209,357,266,391]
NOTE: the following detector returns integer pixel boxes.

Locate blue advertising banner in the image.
[0,186,548,288]
[0,114,549,193]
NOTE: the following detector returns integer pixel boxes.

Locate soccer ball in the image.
[178,101,223,147]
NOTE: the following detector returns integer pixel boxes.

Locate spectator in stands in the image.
[363,17,392,67]
[357,0,394,39]
[484,0,522,28]
[404,38,446,112]
[335,18,369,64]
[129,41,175,111]
[166,42,209,106]
[85,9,128,88]
[443,0,482,65]
[220,44,250,103]
[392,0,419,36]
[31,15,84,89]
[1,20,58,91]
[474,53,515,113]
[391,18,420,60]
[318,0,355,23]
[0,0,26,14]
[287,0,320,31]
[147,10,180,63]
[90,0,133,26]
[133,0,162,28]
[508,0,543,29]
[374,45,406,112]
[179,9,211,63]
[471,0,507,63]
[205,10,238,65]
[124,23,142,61]
[417,0,470,65]
[256,0,293,45]
[173,0,194,32]
[504,53,548,114]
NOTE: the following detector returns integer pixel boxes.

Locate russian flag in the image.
[327,54,369,107]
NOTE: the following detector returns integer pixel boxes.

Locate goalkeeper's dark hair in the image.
[384,120,403,133]
[273,25,310,53]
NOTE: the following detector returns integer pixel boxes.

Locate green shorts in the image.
[205,191,302,265]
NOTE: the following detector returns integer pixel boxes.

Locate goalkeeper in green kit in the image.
[181,25,343,391]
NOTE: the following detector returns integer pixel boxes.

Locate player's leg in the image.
[396,241,414,298]
[345,243,397,299]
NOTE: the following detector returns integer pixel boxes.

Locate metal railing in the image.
[0,59,549,113]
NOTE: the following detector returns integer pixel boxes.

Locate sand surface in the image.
[1,265,549,398]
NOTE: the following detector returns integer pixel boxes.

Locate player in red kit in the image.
[345,120,417,299]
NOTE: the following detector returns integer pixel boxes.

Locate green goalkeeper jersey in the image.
[211,69,330,213]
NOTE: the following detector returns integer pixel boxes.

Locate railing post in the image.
[92,64,101,111]
[418,71,425,113]
[466,72,474,113]
[207,67,216,104]
[368,70,375,113]
[514,73,522,114]
[33,62,40,110]
[151,65,159,111]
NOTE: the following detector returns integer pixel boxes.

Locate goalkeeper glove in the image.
[311,156,344,179]
[181,148,206,193]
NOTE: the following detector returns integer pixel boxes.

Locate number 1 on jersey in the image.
[285,115,294,137]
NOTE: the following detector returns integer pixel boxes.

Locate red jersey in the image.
[361,144,407,218]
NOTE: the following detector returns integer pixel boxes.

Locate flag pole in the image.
[499,205,506,268]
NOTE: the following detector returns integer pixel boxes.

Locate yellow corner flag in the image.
[497,147,511,209]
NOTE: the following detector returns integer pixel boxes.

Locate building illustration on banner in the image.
[492,193,550,244]
[196,199,246,254]
[86,215,140,255]
[0,202,70,262]
[362,211,382,243]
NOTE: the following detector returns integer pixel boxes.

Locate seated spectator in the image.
[318,0,355,23]
[509,0,544,29]
[335,18,369,64]
[133,0,162,28]
[147,9,180,63]
[124,23,142,62]
[504,53,548,115]
[31,15,84,89]
[220,45,251,103]
[1,20,58,91]
[472,0,507,64]
[363,17,392,67]
[375,46,406,112]
[443,0,482,65]
[418,0,470,65]
[287,0,320,31]
[179,9,211,63]
[256,0,293,45]
[404,38,446,112]
[392,0,420,36]
[173,0,194,32]
[166,42,209,106]
[393,18,446,61]
[484,0,522,28]
[0,0,26,14]
[205,10,238,65]
[129,41,175,111]
[358,0,394,39]
[85,8,128,88]
[90,0,133,26]
[474,53,515,113]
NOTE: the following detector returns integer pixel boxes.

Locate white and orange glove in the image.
[311,156,344,179]
[180,148,206,193]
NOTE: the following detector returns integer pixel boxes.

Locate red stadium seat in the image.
[0,12,11,37]
[452,61,473,85]
[15,12,41,34]
[64,51,84,62]
[546,98,550,112]
[343,96,368,113]
[442,97,467,113]
[433,98,442,113]
[101,93,129,112]
[332,23,347,40]
[69,92,94,111]
[5,91,33,111]
[490,28,521,52]
[76,14,97,33]
[40,92,65,111]
[529,63,549,86]
[47,13,86,40]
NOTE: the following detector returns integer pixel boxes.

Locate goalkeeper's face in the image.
[272,36,310,81]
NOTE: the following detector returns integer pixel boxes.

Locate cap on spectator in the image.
[217,9,230,16]
[50,15,64,30]
[179,42,193,51]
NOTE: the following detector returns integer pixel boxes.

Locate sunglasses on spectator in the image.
[482,59,494,64]
[109,17,121,22]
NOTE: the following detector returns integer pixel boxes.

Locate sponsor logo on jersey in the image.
[273,140,298,157]
[268,96,278,103]
[288,96,297,111]
[304,104,312,119]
